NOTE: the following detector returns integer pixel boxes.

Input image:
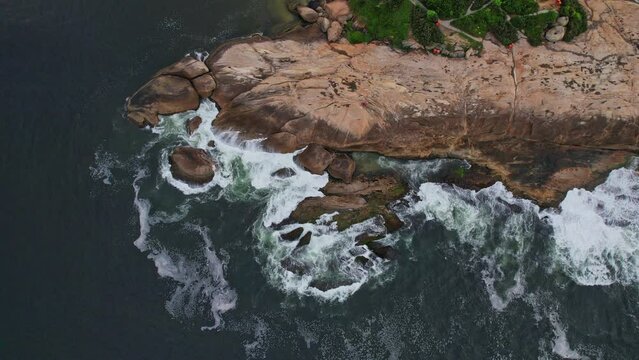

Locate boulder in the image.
[368,242,399,260]
[545,25,566,42]
[324,0,350,21]
[294,144,335,174]
[127,75,200,127]
[327,21,343,42]
[327,153,356,183]
[280,227,304,241]
[556,16,569,26]
[297,6,319,23]
[318,17,331,33]
[155,56,209,79]
[262,132,299,153]
[192,73,217,98]
[186,116,202,135]
[169,146,215,184]
[296,232,312,248]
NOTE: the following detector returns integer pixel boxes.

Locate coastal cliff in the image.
[126,0,638,207]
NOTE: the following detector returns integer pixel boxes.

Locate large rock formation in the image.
[126,55,215,127]
[202,0,638,206]
[127,1,639,206]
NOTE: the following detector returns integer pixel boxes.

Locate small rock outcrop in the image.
[169,146,215,184]
[294,144,335,174]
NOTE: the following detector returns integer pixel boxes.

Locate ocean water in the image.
[2,1,639,359]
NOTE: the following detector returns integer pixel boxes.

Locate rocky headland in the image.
[125,0,638,247]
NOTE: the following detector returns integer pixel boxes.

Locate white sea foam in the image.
[542,166,639,286]
[132,169,236,328]
[548,311,585,359]
[411,182,539,310]
[149,99,400,301]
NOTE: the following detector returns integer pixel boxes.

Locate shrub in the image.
[349,0,412,46]
[559,0,588,42]
[510,11,558,46]
[421,0,473,19]
[411,6,444,46]
[346,29,374,44]
[451,4,518,45]
[501,0,539,15]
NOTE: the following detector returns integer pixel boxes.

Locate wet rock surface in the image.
[289,175,407,232]
[169,146,215,184]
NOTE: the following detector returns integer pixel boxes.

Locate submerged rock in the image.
[169,146,215,184]
[367,242,399,260]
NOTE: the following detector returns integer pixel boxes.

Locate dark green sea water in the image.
[2,1,639,359]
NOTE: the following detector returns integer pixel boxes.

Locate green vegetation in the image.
[348,0,412,46]
[420,0,473,19]
[559,0,588,42]
[510,11,558,46]
[345,21,373,44]
[411,6,444,47]
[451,4,518,45]
[501,0,539,15]
[346,0,588,48]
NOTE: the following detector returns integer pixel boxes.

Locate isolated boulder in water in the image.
[328,153,355,183]
[169,146,215,184]
[192,73,217,98]
[294,144,334,174]
[271,168,297,178]
[186,116,202,135]
[155,56,209,79]
[127,75,200,127]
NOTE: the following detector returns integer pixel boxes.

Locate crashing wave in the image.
[542,164,639,286]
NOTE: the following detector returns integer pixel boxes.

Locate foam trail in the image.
[132,169,237,328]
[542,165,639,286]
[548,311,585,359]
